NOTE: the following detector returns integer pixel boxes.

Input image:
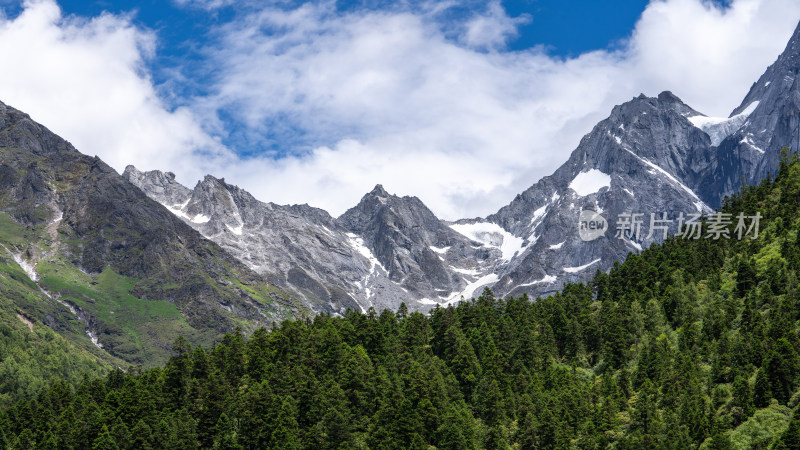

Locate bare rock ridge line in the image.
[124,167,495,314]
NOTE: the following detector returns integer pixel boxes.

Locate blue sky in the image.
[0,0,798,219]
[36,0,655,154]
[49,1,652,56]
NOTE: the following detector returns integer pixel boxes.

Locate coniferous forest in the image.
[3,153,800,448]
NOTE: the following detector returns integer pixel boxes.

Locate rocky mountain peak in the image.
[0,101,80,158]
[2,106,298,364]
[344,183,406,219]
[369,184,389,196]
[339,185,436,235]
[615,91,698,119]
[657,90,682,103]
[122,164,140,178]
[123,165,191,207]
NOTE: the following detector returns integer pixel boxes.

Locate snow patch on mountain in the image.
[11,253,37,282]
[624,239,643,251]
[86,329,103,348]
[623,148,707,207]
[563,258,601,273]
[517,274,557,287]
[530,204,547,224]
[568,169,611,196]
[226,223,244,236]
[449,222,524,261]
[441,273,499,304]
[450,266,481,276]
[688,101,759,146]
[347,233,386,274]
[163,200,211,224]
[739,135,765,153]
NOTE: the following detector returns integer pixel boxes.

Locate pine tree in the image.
[631,379,660,443]
[736,257,757,298]
[486,424,509,450]
[269,397,301,449]
[91,425,119,450]
[319,405,351,446]
[55,404,77,448]
[110,417,131,450]
[129,419,153,449]
[396,302,409,320]
[13,428,36,449]
[436,404,476,450]
[731,375,754,424]
[765,338,800,403]
[754,367,772,408]
[39,432,59,450]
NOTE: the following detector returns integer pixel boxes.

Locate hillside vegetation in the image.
[3,153,800,448]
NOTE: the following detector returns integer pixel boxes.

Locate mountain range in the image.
[124,21,800,315]
[4,20,800,366]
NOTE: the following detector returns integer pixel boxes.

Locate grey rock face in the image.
[485,91,715,298]
[338,185,500,302]
[125,171,449,313]
[123,166,191,206]
[485,20,800,299]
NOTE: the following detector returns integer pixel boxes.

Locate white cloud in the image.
[630,0,800,116]
[172,0,238,11]
[460,1,529,50]
[1,0,800,221]
[0,0,230,184]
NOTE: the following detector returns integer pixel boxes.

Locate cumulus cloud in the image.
[1,0,799,220]
[630,0,800,115]
[0,0,230,184]
[460,1,530,50]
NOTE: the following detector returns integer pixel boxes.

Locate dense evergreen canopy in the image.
[3,152,800,448]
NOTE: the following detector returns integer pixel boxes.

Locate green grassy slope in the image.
[0,101,304,389]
